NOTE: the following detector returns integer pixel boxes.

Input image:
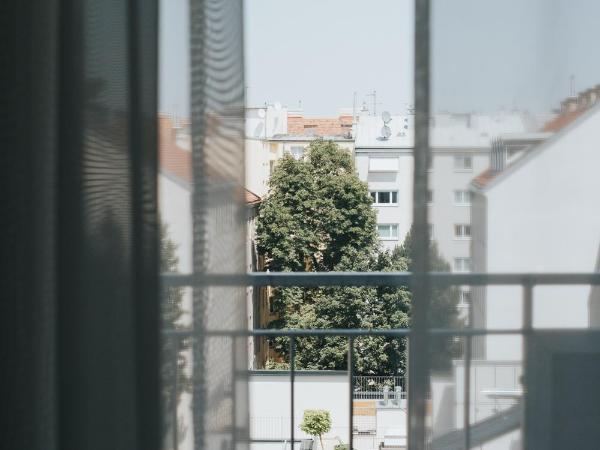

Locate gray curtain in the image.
[1,1,160,449]
[190,0,249,449]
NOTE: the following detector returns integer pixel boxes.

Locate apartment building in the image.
[245,104,355,197]
[471,90,600,361]
[354,111,535,275]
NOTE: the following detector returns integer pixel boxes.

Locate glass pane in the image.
[431,1,600,447]
[378,192,391,204]
[159,0,248,449]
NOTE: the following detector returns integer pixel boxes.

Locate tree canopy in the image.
[256,139,460,375]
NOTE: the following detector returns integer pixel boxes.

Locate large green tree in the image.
[398,229,463,371]
[256,140,411,375]
[160,223,189,446]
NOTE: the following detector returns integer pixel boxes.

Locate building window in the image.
[428,224,434,238]
[269,160,275,175]
[458,289,472,324]
[454,224,471,239]
[377,224,399,240]
[454,190,472,205]
[370,191,398,205]
[454,257,471,272]
[427,190,433,203]
[288,146,304,160]
[454,155,473,171]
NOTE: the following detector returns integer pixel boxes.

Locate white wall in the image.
[246,138,272,196]
[428,150,489,268]
[249,372,350,450]
[355,150,413,251]
[159,172,194,450]
[481,106,600,360]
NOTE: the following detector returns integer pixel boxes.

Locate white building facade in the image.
[471,104,600,361]
[354,112,535,275]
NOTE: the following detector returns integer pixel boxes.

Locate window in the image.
[454,155,473,171]
[370,191,398,205]
[289,146,304,160]
[369,157,399,172]
[458,290,472,323]
[454,257,471,272]
[428,223,434,238]
[454,190,472,205]
[377,224,399,240]
[427,190,433,203]
[454,224,471,239]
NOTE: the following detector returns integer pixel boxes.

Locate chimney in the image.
[561,96,578,113]
[490,138,507,173]
[578,90,590,109]
[594,85,600,105]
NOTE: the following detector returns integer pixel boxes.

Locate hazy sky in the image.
[160,0,600,117]
[244,0,414,116]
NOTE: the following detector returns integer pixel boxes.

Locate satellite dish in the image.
[258,108,266,118]
[382,111,392,123]
[381,125,392,139]
[274,102,282,110]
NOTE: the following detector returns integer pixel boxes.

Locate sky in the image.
[160,0,600,118]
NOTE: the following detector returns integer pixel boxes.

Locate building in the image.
[245,104,289,197]
[471,91,600,361]
[354,111,535,275]
[245,105,355,197]
[354,114,415,252]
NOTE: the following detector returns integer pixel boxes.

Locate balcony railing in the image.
[162,271,600,450]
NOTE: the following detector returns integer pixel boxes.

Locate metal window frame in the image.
[163,272,600,449]
[165,1,600,449]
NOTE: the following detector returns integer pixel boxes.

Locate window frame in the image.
[370,190,399,206]
[454,223,472,239]
[376,223,400,240]
[453,189,472,206]
[453,154,473,172]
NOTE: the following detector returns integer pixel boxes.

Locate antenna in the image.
[366,90,378,116]
[570,74,575,97]
[382,111,391,124]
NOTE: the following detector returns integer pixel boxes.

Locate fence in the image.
[163,271,600,449]
[353,376,406,400]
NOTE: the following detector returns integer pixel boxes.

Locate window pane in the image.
[378,191,391,203]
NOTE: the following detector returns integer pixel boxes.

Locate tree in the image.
[397,229,463,371]
[300,410,332,450]
[256,140,411,375]
[160,223,189,446]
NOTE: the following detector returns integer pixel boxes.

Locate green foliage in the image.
[264,358,290,370]
[160,223,190,442]
[257,140,410,375]
[300,410,332,450]
[256,140,460,375]
[398,228,464,371]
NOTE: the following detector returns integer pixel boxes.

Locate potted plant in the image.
[300,410,331,450]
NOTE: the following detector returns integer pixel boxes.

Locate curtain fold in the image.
[1,1,159,449]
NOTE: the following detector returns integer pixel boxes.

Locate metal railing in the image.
[353,376,406,400]
[163,271,600,450]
